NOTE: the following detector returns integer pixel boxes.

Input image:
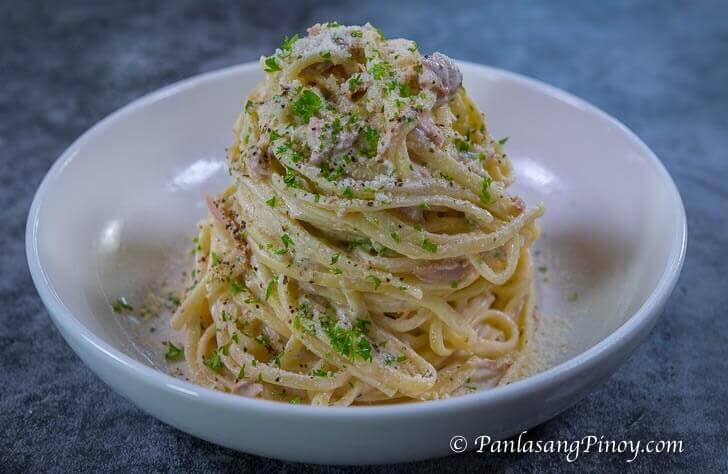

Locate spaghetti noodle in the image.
[171,22,543,405]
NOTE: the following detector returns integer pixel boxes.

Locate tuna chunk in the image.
[245,146,269,180]
[419,52,463,107]
[413,259,472,283]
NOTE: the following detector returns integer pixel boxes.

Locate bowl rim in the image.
[26,60,687,420]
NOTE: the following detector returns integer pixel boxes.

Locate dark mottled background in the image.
[1,0,726,472]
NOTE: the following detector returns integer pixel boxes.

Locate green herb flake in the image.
[342,186,354,198]
[111,297,133,313]
[354,318,372,334]
[361,127,380,158]
[421,238,438,253]
[210,251,220,266]
[292,89,322,123]
[204,349,223,371]
[266,196,277,208]
[320,317,373,362]
[390,232,401,243]
[455,138,470,152]
[348,73,362,93]
[283,167,299,188]
[237,364,246,380]
[369,63,387,80]
[498,136,509,145]
[481,176,493,205]
[350,30,363,38]
[165,341,184,361]
[312,368,330,377]
[280,34,299,54]
[265,279,275,300]
[263,56,281,72]
[230,281,244,295]
[255,334,272,350]
[398,83,412,98]
[281,234,294,249]
[366,275,382,290]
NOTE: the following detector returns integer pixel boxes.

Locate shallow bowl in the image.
[26,61,686,464]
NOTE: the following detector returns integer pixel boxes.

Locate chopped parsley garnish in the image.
[111,297,133,313]
[390,232,401,243]
[498,136,509,145]
[366,275,382,290]
[280,34,299,55]
[254,334,273,350]
[266,196,277,207]
[265,279,275,300]
[374,26,386,40]
[283,167,299,187]
[320,162,344,182]
[369,62,387,80]
[421,238,438,253]
[330,253,340,265]
[263,56,281,72]
[281,234,294,249]
[481,176,493,205]
[291,151,304,163]
[320,51,332,59]
[398,83,412,97]
[455,138,470,152]
[408,42,418,53]
[350,30,363,38]
[342,186,354,198]
[320,317,372,362]
[204,349,223,371]
[245,100,253,113]
[312,368,330,377]
[361,127,380,157]
[210,251,219,266]
[348,73,362,92]
[237,365,246,380]
[230,281,244,295]
[354,318,372,334]
[165,341,184,361]
[324,21,341,28]
[292,89,322,123]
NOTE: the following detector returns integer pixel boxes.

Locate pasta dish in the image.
[170,22,544,405]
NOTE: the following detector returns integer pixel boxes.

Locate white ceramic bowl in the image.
[26,61,686,464]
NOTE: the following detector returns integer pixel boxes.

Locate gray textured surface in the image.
[1,0,727,471]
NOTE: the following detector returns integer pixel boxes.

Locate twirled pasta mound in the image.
[171,22,543,405]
